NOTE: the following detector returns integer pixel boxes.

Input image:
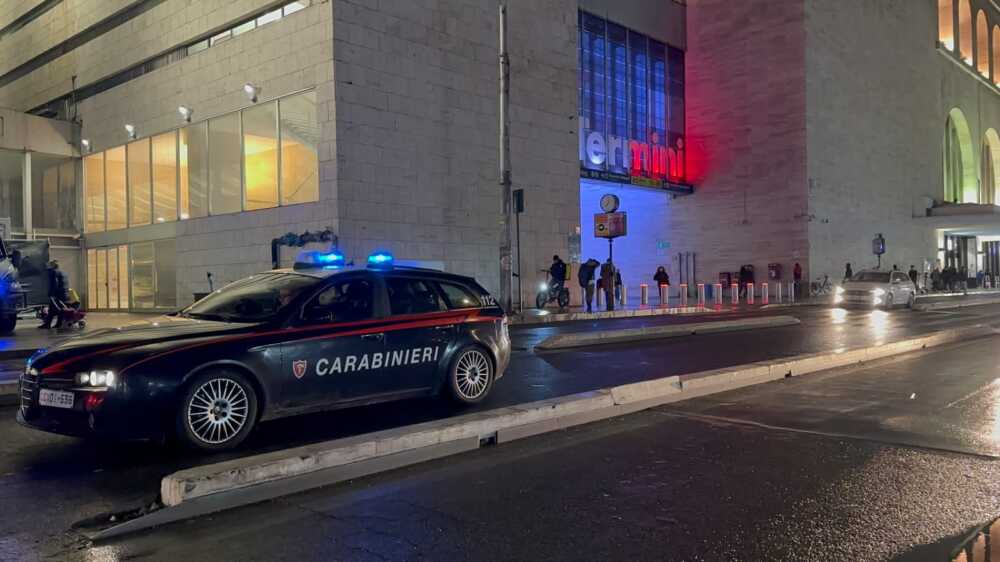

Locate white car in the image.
[834,270,917,308]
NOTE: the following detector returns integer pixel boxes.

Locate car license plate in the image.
[38,389,74,409]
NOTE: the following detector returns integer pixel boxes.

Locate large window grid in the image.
[578,11,686,183]
[83,90,319,233]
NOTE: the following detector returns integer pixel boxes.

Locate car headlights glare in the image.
[835,286,845,295]
[76,370,116,387]
[872,288,886,297]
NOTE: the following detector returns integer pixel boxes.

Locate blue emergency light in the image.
[367,251,394,269]
[294,249,346,270]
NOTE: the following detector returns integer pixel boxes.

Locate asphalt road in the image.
[2,304,1000,560]
[37,335,1000,561]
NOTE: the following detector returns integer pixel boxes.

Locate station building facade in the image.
[0,0,997,311]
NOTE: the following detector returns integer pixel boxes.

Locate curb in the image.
[914,296,1000,311]
[534,315,800,351]
[90,323,990,541]
[511,305,711,325]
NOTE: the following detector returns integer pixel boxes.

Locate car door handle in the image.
[434,324,455,331]
[361,333,384,341]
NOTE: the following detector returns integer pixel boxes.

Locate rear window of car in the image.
[437,281,482,310]
[386,277,446,315]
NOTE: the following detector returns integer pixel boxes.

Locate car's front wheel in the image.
[447,346,494,405]
[176,369,258,451]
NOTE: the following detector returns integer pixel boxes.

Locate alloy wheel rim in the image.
[187,378,249,444]
[455,350,491,400]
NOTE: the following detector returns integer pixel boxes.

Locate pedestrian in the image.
[39,260,68,329]
[793,262,802,298]
[600,258,615,312]
[892,264,899,272]
[654,266,670,287]
[908,265,918,287]
[931,266,942,291]
[844,262,853,281]
[578,258,599,313]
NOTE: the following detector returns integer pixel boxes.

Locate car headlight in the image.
[76,370,116,387]
[872,288,886,297]
[835,286,845,295]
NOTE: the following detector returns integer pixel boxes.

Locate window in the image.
[960,0,973,63]
[152,132,178,223]
[183,273,315,321]
[127,138,152,226]
[232,20,255,36]
[105,146,127,230]
[180,122,209,219]
[940,0,955,50]
[279,91,320,205]
[994,25,1000,84]
[284,1,307,16]
[119,245,130,309]
[209,113,242,215]
[977,11,989,77]
[84,154,106,233]
[131,242,155,309]
[578,12,685,183]
[983,129,1000,205]
[386,278,445,315]
[0,150,24,229]
[257,8,282,26]
[209,29,231,46]
[155,239,177,308]
[187,39,208,55]
[437,282,481,310]
[87,248,96,308]
[303,278,375,324]
[243,101,279,210]
[944,108,976,203]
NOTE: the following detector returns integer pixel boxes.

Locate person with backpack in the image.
[577,258,599,313]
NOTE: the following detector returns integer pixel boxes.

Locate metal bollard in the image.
[597,287,604,308]
[640,283,649,305]
[731,283,739,305]
[620,285,627,307]
[788,281,796,303]
[761,282,769,305]
[659,284,668,306]
[697,283,706,307]
[747,282,754,305]
[776,282,783,303]
[714,283,723,306]
[680,284,688,307]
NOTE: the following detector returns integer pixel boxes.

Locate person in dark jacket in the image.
[39,260,69,329]
[908,265,918,287]
[548,255,567,295]
[844,263,853,281]
[578,258,599,313]
[654,266,670,287]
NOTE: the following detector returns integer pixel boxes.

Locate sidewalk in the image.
[0,312,156,359]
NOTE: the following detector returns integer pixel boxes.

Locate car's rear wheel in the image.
[176,369,258,451]
[447,346,494,405]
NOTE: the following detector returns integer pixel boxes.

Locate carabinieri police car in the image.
[17,251,510,451]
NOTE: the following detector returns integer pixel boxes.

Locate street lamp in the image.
[178,105,193,123]
[124,123,137,140]
[243,83,261,103]
[81,139,91,153]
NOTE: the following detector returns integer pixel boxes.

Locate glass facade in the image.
[31,155,76,232]
[0,149,23,230]
[579,12,686,190]
[82,90,319,232]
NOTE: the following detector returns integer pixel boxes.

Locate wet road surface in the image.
[2,304,1000,559]
[39,336,1000,561]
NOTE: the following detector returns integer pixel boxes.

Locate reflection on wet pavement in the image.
[951,518,999,561]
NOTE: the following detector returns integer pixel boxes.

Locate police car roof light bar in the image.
[367,251,394,269]
[294,250,346,270]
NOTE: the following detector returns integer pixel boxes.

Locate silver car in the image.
[834,270,917,308]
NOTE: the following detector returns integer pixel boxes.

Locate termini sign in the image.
[579,127,689,193]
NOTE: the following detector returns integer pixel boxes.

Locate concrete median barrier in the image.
[89,322,992,541]
[534,315,801,351]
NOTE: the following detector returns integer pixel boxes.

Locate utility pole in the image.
[498,3,513,312]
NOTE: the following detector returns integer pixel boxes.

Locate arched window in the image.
[993,25,1000,83]
[960,0,973,63]
[977,11,990,76]
[940,0,955,50]
[945,108,976,203]
[984,129,1000,204]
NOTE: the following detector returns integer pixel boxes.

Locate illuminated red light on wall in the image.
[628,138,685,181]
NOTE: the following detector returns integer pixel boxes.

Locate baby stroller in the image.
[48,287,86,329]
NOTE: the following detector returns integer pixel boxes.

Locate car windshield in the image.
[851,271,890,283]
[179,273,317,323]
